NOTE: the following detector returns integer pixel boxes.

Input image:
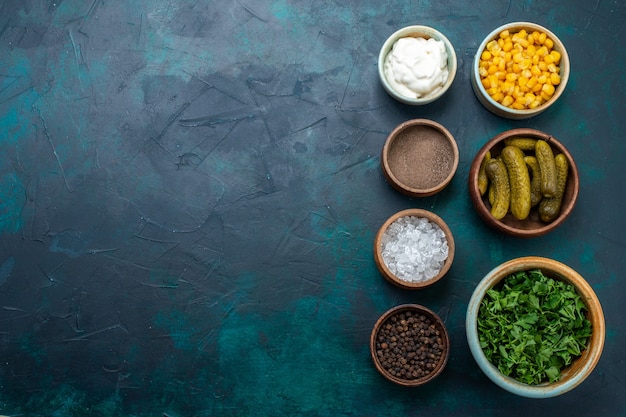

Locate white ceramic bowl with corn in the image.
[471,22,570,119]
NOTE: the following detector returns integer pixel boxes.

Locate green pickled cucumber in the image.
[501,145,531,221]
[485,158,510,220]
[535,139,557,197]
[478,151,491,196]
[504,137,538,151]
[524,155,543,207]
[539,153,569,222]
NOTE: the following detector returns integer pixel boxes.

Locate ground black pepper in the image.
[375,310,445,381]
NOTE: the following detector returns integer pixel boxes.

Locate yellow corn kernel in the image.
[513,52,524,63]
[529,99,542,109]
[505,72,518,82]
[502,95,514,107]
[537,73,548,84]
[550,50,561,64]
[519,59,532,70]
[527,44,537,56]
[550,72,561,85]
[532,81,543,93]
[530,65,542,77]
[544,53,555,64]
[501,81,515,95]
[527,77,538,89]
[542,83,555,96]
[481,77,491,89]
[488,64,498,75]
[518,75,529,88]
[491,91,505,102]
[536,46,549,56]
[488,74,499,88]
[547,63,558,73]
[521,69,532,79]
[512,100,526,110]
[502,40,513,52]
[538,32,547,44]
[538,61,548,71]
[481,50,492,60]
[544,38,554,49]
[500,29,510,39]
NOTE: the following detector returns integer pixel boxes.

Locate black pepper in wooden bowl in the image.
[370,304,450,386]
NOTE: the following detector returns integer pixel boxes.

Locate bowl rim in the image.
[471,21,570,119]
[373,208,455,289]
[371,303,450,386]
[381,118,460,197]
[378,25,458,105]
[468,128,579,237]
[465,256,605,398]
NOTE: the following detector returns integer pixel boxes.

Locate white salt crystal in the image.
[380,215,449,283]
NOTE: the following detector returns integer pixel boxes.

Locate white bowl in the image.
[471,22,570,119]
[378,25,457,105]
[466,257,605,398]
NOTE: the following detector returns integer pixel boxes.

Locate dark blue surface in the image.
[1,1,625,416]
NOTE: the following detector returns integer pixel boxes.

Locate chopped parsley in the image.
[477,269,592,385]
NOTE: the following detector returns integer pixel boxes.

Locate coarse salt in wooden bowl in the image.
[468,128,579,238]
[374,209,455,289]
[371,304,450,386]
[381,119,459,197]
[466,256,605,398]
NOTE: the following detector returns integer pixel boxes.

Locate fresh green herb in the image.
[477,269,592,385]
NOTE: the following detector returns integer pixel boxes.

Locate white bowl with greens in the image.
[466,256,605,398]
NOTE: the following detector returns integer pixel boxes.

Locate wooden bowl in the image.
[468,128,579,237]
[471,22,570,119]
[378,25,457,105]
[371,304,450,386]
[466,256,605,398]
[381,119,459,197]
[374,209,455,289]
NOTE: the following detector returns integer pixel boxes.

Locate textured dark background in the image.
[0,0,624,416]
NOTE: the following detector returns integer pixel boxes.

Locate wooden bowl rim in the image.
[374,208,455,289]
[468,128,579,237]
[371,303,451,386]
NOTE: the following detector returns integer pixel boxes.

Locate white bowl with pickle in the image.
[468,128,579,238]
